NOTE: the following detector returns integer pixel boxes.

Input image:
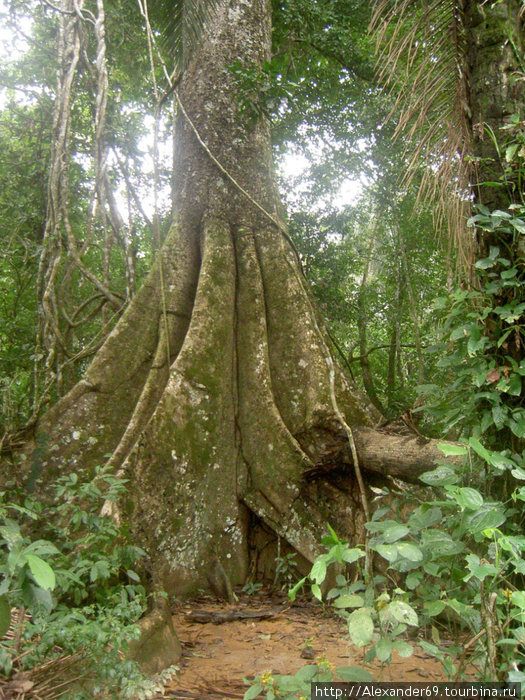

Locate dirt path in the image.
[163,591,448,699]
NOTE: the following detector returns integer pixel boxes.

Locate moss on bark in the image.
[11,0,451,599]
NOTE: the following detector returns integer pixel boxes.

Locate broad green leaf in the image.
[446,599,477,627]
[405,573,421,590]
[512,591,525,610]
[488,451,514,470]
[467,329,487,354]
[392,639,414,658]
[510,418,525,438]
[396,543,423,562]
[336,666,374,682]
[0,596,11,638]
[418,640,443,659]
[497,328,514,347]
[25,541,60,557]
[510,218,525,234]
[26,554,56,591]
[311,583,322,601]
[0,522,23,549]
[492,404,505,430]
[495,535,525,554]
[501,267,518,279]
[341,547,365,564]
[366,519,400,533]
[450,324,470,339]
[437,443,468,457]
[21,581,54,615]
[325,523,341,544]
[382,525,410,544]
[468,437,493,464]
[408,506,442,531]
[387,600,418,627]
[243,683,263,700]
[90,560,111,582]
[295,664,318,681]
[7,547,26,573]
[126,569,140,583]
[423,561,440,576]
[375,544,398,563]
[419,466,458,486]
[475,256,496,270]
[465,554,498,581]
[466,507,506,533]
[424,600,446,617]
[508,375,522,396]
[326,544,344,564]
[421,530,464,557]
[348,609,374,647]
[454,487,484,510]
[333,594,364,609]
[375,638,393,662]
[310,558,327,585]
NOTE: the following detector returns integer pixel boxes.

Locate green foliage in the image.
[0,467,158,697]
[229,60,298,127]
[273,552,300,590]
[279,194,525,687]
[284,458,525,682]
[419,204,525,459]
[242,581,263,595]
[243,660,373,700]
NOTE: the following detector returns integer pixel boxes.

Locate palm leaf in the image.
[370,0,473,269]
[149,0,221,75]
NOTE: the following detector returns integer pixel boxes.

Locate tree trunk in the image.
[15,0,457,598]
[465,0,523,210]
[357,235,386,415]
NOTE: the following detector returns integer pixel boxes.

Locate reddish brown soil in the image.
[164,590,449,699]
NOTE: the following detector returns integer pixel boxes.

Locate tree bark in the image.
[13,0,459,598]
[357,235,387,415]
[465,0,523,210]
[303,426,460,485]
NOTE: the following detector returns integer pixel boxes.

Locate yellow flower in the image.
[260,670,274,686]
[317,655,336,673]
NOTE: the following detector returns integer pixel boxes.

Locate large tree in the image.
[11,0,457,598]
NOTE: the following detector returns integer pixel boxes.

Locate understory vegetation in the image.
[0,0,523,697]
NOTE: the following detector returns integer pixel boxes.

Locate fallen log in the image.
[185,607,285,624]
[304,427,461,485]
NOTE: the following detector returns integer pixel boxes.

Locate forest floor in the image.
[163,588,450,699]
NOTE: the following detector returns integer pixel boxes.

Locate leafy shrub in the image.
[0,465,163,698]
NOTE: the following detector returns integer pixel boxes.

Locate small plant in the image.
[0,465,156,697]
[243,660,373,700]
[242,581,263,595]
[302,636,313,649]
[274,552,299,590]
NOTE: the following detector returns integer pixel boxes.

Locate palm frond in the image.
[149,0,221,76]
[370,0,474,270]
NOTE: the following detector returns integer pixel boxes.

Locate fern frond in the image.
[370,0,473,269]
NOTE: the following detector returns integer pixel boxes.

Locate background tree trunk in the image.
[465,0,523,210]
